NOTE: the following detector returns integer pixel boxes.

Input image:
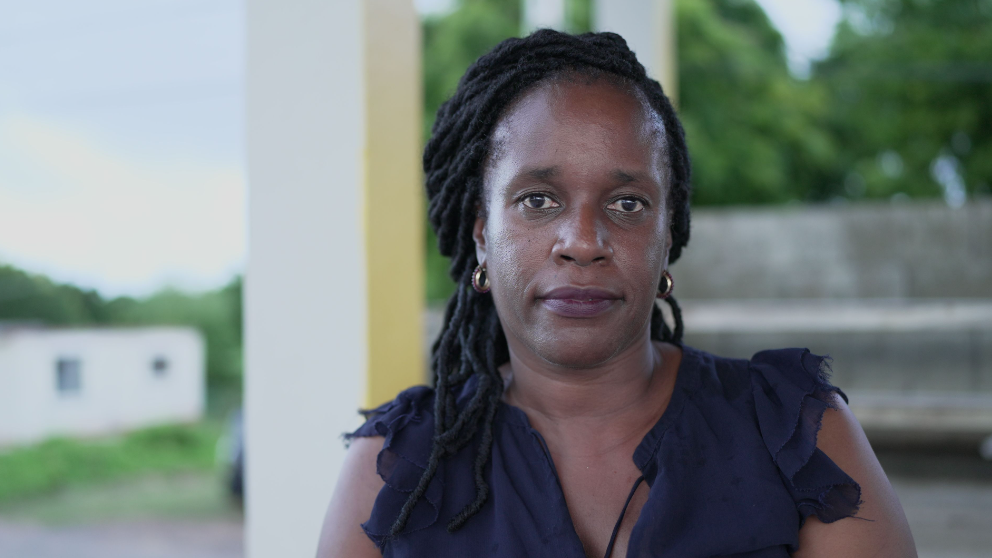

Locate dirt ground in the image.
[0,472,243,558]
[0,518,243,558]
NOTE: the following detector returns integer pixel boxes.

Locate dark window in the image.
[152,356,169,376]
[56,358,82,394]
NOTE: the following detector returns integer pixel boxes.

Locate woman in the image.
[319,30,916,557]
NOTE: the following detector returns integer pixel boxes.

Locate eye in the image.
[607,197,645,213]
[521,193,559,210]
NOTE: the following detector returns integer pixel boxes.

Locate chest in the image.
[383,411,802,558]
[548,445,649,558]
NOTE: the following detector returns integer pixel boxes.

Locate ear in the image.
[473,214,488,267]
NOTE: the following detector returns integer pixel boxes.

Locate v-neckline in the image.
[497,344,698,557]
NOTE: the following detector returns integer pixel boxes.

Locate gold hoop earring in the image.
[472,264,491,294]
[657,270,674,299]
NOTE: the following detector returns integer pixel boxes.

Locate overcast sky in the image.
[0,0,245,297]
[753,0,842,76]
[0,0,841,298]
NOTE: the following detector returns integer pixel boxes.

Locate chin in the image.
[530,327,631,369]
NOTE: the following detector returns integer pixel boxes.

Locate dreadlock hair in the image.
[388,29,692,539]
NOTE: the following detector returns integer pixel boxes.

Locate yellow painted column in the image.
[364,0,425,408]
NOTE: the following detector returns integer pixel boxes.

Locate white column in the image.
[594,0,677,104]
[245,1,367,556]
[524,0,567,32]
[246,0,423,553]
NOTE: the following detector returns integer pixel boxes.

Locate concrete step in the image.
[680,299,992,445]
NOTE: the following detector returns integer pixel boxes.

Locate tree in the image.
[423,0,522,143]
[813,0,992,202]
[676,0,838,204]
[0,265,105,324]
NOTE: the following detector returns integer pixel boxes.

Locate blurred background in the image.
[1,0,990,556]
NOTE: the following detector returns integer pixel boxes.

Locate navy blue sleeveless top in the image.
[347,347,862,557]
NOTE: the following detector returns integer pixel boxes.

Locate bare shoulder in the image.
[794,393,917,558]
[316,436,386,558]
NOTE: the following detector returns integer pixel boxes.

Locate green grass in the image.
[0,422,224,505]
[0,471,238,525]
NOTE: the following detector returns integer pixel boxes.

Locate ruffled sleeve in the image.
[749,348,862,525]
[344,386,443,549]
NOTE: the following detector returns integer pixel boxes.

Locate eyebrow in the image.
[518,166,653,185]
[611,169,644,184]
[525,167,559,180]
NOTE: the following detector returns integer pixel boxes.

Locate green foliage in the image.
[0,422,221,504]
[0,266,243,411]
[0,266,107,324]
[813,0,992,200]
[565,0,592,34]
[677,0,838,204]
[422,0,522,144]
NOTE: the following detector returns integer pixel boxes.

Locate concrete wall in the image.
[678,299,992,444]
[680,300,992,393]
[671,200,992,300]
[0,326,204,447]
[666,200,992,443]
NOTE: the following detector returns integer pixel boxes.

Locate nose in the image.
[552,204,612,266]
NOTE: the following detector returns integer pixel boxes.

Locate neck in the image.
[501,328,676,430]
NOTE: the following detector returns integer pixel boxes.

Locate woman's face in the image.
[474,78,672,368]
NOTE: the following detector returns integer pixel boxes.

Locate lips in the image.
[538,286,621,318]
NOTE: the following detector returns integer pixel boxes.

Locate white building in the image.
[0,325,205,448]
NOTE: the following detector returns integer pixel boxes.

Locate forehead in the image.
[486,77,667,184]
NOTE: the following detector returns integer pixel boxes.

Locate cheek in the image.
[617,219,670,287]
[483,212,548,299]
